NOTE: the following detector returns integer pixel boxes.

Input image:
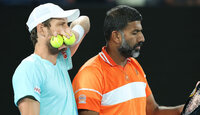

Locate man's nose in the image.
[138,32,145,43]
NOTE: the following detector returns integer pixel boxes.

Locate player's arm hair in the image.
[78,109,99,115]
[69,15,90,57]
[146,94,184,115]
[17,96,40,115]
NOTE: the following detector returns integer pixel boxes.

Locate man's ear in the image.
[111,30,121,44]
[36,23,45,37]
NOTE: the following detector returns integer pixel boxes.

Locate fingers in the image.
[51,28,73,38]
[60,29,73,39]
[55,29,74,50]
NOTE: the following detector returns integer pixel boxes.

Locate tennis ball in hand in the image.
[50,35,64,48]
[63,33,76,45]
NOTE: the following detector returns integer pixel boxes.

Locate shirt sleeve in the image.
[72,66,103,113]
[12,61,42,106]
[145,77,152,97]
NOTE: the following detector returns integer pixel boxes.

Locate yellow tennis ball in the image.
[63,33,76,45]
[50,35,64,48]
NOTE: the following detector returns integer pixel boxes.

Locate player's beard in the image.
[46,29,60,55]
[118,31,143,58]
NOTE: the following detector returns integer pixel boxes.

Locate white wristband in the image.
[72,25,84,45]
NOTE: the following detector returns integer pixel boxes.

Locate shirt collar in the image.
[99,46,131,66]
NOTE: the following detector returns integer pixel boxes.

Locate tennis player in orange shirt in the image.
[72,5,185,115]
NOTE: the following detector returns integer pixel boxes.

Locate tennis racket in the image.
[181,82,200,115]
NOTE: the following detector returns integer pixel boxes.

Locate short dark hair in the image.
[29,18,52,47]
[103,5,142,42]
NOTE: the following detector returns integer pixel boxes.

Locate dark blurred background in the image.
[1,0,199,114]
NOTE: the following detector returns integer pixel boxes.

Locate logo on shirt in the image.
[34,87,41,95]
[61,50,67,59]
[78,94,86,104]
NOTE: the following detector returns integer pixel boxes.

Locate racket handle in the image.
[181,82,200,115]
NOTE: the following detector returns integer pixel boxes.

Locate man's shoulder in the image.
[12,54,42,81]
[80,54,102,70]
[73,54,104,85]
[16,54,41,71]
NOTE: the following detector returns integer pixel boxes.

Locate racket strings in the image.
[185,90,200,114]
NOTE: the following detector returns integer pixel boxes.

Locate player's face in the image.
[46,18,69,55]
[118,21,145,58]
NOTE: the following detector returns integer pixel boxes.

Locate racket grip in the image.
[181,82,200,115]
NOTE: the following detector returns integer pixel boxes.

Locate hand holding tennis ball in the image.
[50,33,76,48]
[50,35,64,48]
[63,33,76,45]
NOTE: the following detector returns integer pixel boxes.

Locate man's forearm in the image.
[70,15,90,34]
[69,15,90,57]
[153,104,184,115]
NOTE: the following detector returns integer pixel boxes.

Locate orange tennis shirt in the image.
[72,46,152,115]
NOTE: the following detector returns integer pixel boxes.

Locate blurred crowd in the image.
[0,0,200,7]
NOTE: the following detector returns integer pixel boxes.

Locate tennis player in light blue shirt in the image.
[13,49,77,115]
[12,3,90,115]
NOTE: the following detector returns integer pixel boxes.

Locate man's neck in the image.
[34,43,58,65]
[106,46,127,67]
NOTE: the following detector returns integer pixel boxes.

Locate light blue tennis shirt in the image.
[12,48,78,115]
